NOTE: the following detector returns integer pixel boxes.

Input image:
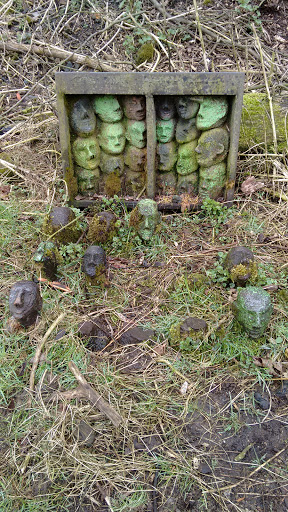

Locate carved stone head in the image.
[125,120,146,149]
[196,96,228,130]
[98,122,126,155]
[156,119,176,143]
[195,128,229,168]
[130,199,160,241]
[82,246,107,278]
[93,95,123,123]
[198,162,226,200]
[72,136,100,169]
[70,97,96,136]
[9,280,42,327]
[122,96,146,121]
[156,97,176,120]
[175,96,200,120]
[176,140,198,176]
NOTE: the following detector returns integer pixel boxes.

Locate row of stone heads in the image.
[71,95,230,172]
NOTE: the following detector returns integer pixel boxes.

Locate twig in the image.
[192,0,209,71]
[29,313,65,401]
[0,40,119,72]
[62,361,123,427]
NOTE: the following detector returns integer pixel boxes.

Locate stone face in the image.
[72,136,100,170]
[82,246,106,279]
[156,96,176,120]
[70,97,96,137]
[93,95,123,123]
[100,153,124,175]
[156,118,176,143]
[98,122,126,155]
[180,317,208,334]
[76,166,100,195]
[157,171,177,195]
[9,280,42,327]
[224,246,257,286]
[175,96,200,119]
[125,120,146,149]
[176,118,200,143]
[196,96,228,130]
[124,145,146,173]
[195,128,229,168]
[122,95,146,121]
[129,199,160,241]
[176,140,198,175]
[198,162,226,200]
[157,142,177,172]
[232,287,273,338]
[177,172,198,195]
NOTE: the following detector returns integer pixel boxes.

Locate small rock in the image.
[180,317,208,334]
[119,326,155,345]
[75,420,96,447]
[254,392,270,410]
[199,462,212,474]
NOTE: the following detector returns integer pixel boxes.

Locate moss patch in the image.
[239,93,287,152]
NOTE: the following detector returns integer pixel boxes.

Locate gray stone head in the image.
[9,280,42,327]
[70,97,96,136]
[82,246,107,278]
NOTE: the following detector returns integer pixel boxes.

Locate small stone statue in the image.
[224,246,257,286]
[9,280,42,328]
[70,97,96,137]
[129,199,160,241]
[76,166,100,195]
[43,206,81,244]
[82,246,107,287]
[195,127,229,168]
[33,241,60,281]
[125,120,146,149]
[232,287,273,338]
[156,119,176,143]
[198,163,226,200]
[157,142,177,172]
[176,118,200,144]
[176,141,198,176]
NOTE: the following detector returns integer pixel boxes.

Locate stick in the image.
[29,313,65,400]
[67,361,122,427]
[0,40,119,72]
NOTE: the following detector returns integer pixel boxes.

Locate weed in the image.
[236,0,262,29]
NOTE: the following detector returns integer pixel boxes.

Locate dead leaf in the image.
[241,176,264,195]
[253,356,283,376]
[0,185,11,199]
[153,341,167,356]
[38,277,73,293]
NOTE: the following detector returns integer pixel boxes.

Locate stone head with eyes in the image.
[70,97,96,137]
[9,280,42,327]
[72,136,100,169]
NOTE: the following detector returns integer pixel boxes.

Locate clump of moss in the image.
[230,261,258,286]
[87,211,117,244]
[136,42,154,65]
[169,317,207,351]
[104,172,121,197]
[43,206,82,244]
[129,205,141,229]
[33,241,62,280]
[85,265,107,290]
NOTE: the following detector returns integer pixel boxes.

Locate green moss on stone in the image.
[230,261,258,285]
[104,172,121,197]
[239,93,287,152]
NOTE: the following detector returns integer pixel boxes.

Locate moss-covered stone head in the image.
[72,136,100,170]
[70,97,96,137]
[156,119,176,143]
[177,172,198,195]
[157,141,177,172]
[122,96,146,121]
[176,118,200,144]
[124,145,146,173]
[156,97,176,120]
[98,122,126,155]
[198,162,226,200]
[195,127,229,167]
[196,96,228,130]
[131,199,160,241]
[176,140,198,176]
[125,120,146,149]
[175,96,200,120]
[33,241,59,281]
[100,153,124,175]
[232,287,273,338]
[9,280,42,327]
[224,246,257,286]
[76,166,100,195]
[93,95,123,123]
